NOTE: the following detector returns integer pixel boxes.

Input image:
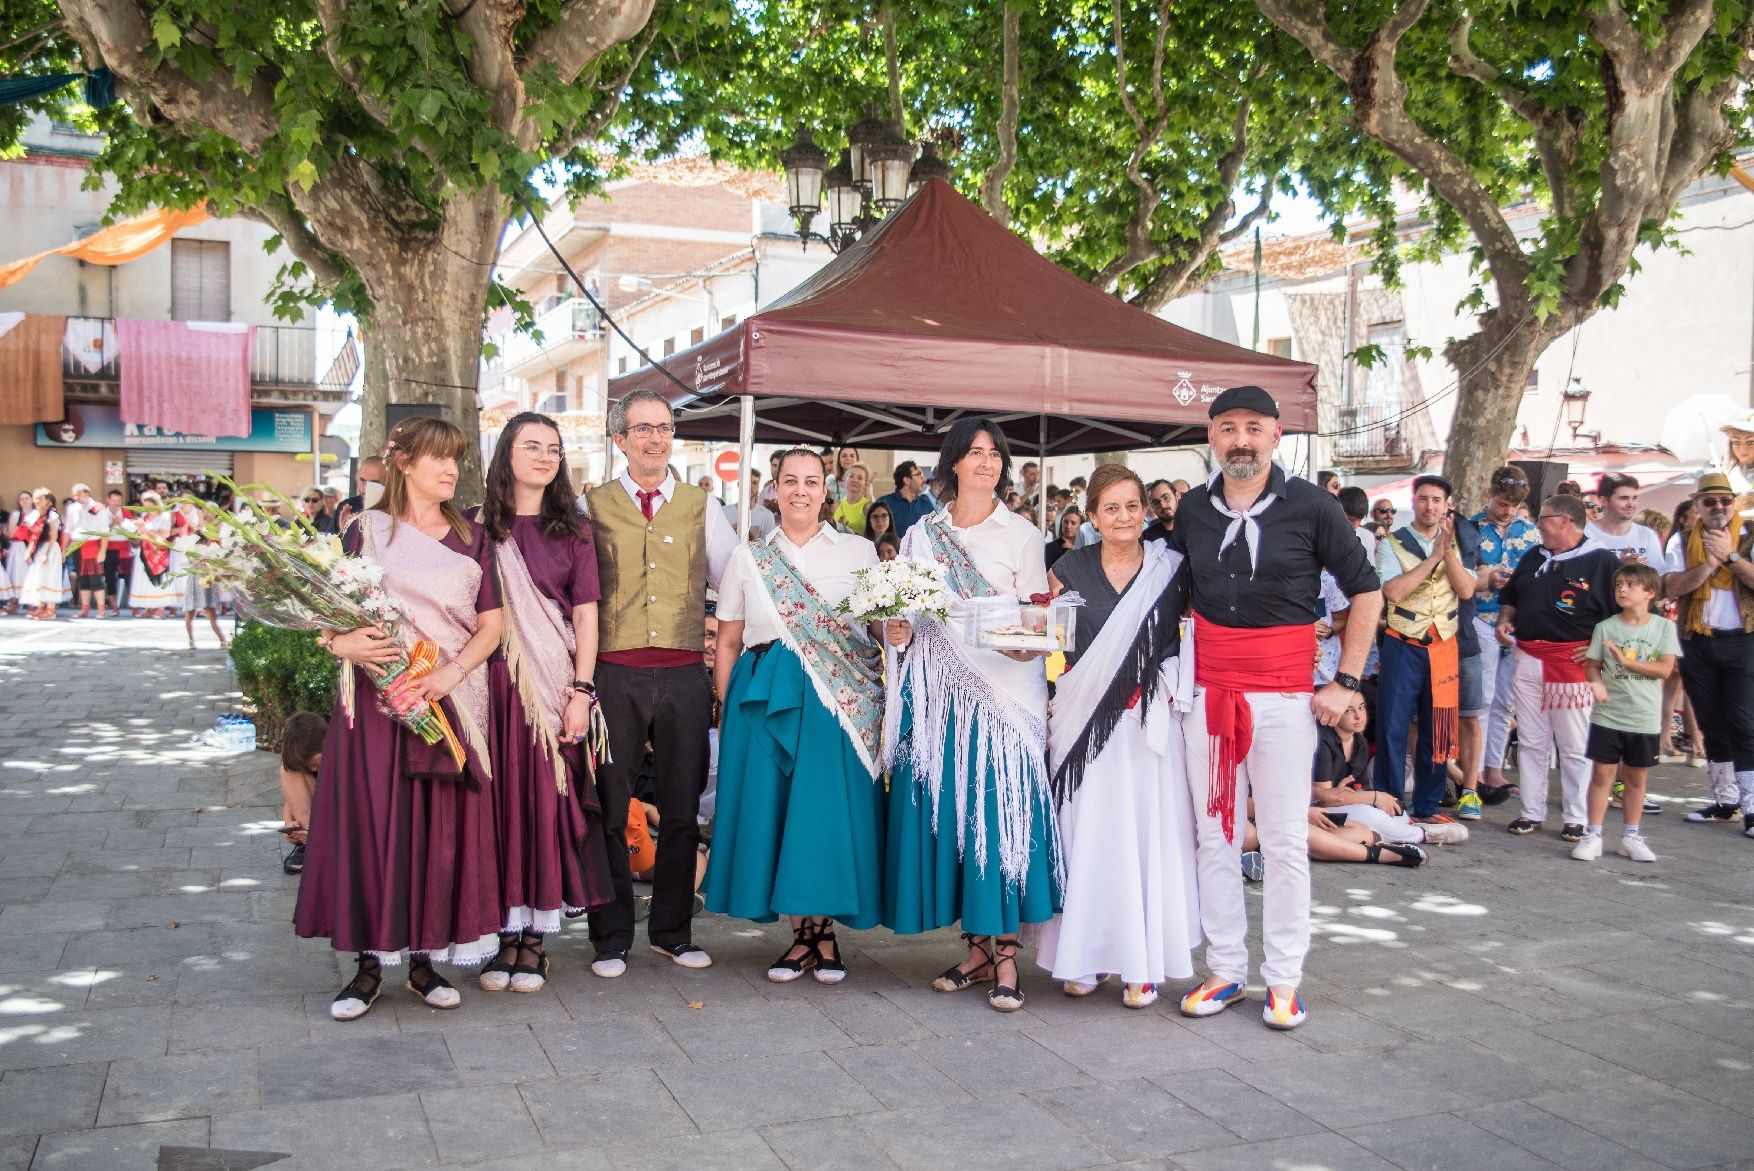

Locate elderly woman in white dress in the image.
[1035,463,1199,1009]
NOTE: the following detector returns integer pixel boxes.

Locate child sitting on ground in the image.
[278,711,328,875]
[1576,562,1679,862]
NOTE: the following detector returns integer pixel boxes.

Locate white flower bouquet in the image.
[835,557,951,624]
[90,478,462,765]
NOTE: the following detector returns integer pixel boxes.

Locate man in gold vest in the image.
[1663,471,1754,832]
[1374,475,1478,822]
[585,389,737,977]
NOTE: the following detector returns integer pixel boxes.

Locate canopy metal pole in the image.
[736,394,755,541]
[1038,413,1049,538]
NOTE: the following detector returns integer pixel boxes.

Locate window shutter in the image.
[170,240,232,321]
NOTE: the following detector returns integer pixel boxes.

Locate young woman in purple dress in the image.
[294,417,506,1021]
[473,412,615,993]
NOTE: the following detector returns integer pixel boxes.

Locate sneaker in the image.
[1240,850,1266,882]
[1642,798,1661,815]
[281,842,306,875]
[1456,791,1483,820]
[1420,822,1470,845]
[1609,782,1624,809]
[1262,988,1307,1030]
[1560,823,1586,842]
[1570,834,1603,861]
[1618,835,1656,863]
[590,950,628,979]
[1507,817,1543,835]
[650,942,713,969]
[1686,803,1740,823]
[1179,980,1246,1018]
[1122,983,1158,1009]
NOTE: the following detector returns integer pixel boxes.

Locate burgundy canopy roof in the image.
[608,179,1318,454]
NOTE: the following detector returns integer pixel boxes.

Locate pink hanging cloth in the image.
[116,319,255,438]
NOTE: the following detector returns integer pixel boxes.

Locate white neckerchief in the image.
[1534,536,1604,576]
[1206,466,1279,578]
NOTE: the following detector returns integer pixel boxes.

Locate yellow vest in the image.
[588,481,709,653]
[1384,529,1459,642]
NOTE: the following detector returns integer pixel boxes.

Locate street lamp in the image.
[778,112,945,253]
[1562,376,1594,443]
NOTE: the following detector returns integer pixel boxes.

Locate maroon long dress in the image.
[489,514,615,932]
[292,520,504,966]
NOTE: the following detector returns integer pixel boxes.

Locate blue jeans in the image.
[1374,633,1449,817]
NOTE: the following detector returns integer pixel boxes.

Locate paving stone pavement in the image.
[3,616,1754,1170]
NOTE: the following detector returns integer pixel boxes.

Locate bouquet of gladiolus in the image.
[104,479,465,768]
[836,556,951,625]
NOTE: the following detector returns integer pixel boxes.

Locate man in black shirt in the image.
[1495,492,1620,840]
[1170,385,1382,1031]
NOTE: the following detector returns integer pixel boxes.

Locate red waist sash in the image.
[1193,615,1315,843]
[1517,638,1592,710]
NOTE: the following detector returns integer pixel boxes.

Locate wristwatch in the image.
[1333,672,1362,692]
[1728,552,1744,565]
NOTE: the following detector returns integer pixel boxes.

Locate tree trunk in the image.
[1442,312,1561,512]
[341,192,501,506]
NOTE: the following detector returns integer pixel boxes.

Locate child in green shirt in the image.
[1576,563,1680,862]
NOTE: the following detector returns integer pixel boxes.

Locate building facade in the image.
[1166,163,1754,481]
[0,117,351,505]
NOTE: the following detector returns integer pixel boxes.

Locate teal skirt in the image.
[702,641,885,929]
[882,691,1061,937]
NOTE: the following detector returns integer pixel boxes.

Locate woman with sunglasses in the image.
[473,413,615,992]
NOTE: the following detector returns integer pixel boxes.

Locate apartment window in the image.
[1266,336,1292,358]
[663,338,677,358]
[1361,321,1406,408]
[618,357,629,375]
[536,392,567,415]
[1524,367,1539,394]
[690,326,706,346]
[170,239,231,321]
[721,314,738,331]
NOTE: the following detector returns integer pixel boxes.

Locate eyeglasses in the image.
[515,442,564,460]
[303,497,322,504]
[622,423,675,440]
[1373,507,1394,515]
[1698,496,1735,508]
[1537,512,1570,522]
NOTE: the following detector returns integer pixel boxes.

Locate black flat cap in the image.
[1206,384,1279,419]
[1412,474,1454,497]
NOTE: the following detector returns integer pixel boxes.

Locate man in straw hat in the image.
[1663,470,1754,832]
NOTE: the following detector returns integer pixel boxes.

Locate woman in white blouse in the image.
[706,449,885,985]
[881,420,1059,1012]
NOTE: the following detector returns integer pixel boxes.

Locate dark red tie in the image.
[637,489,658,520]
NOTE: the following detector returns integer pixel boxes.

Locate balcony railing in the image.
[1331,400,1417,467]
[496,297,604,372]
[61,317,323,389]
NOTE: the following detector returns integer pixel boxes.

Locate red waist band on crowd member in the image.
[1192,616,1317,844]
[599,648,705,669]
[1516,638,1592,709]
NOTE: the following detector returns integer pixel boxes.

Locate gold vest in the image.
[1384,529,1460,642]
[588,481,709,653]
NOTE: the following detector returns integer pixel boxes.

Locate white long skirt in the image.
[20,547,69,607]
[129,558,179,610]
[1035,704,1201,986]
[1,540,27,603]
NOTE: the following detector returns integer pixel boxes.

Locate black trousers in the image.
[1678,631,1754,771]
[588,659,712,953]
[103,551,127,606]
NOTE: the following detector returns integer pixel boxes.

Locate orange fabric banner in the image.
[0,204,209,290]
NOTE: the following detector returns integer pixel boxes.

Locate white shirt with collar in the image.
[61,498,103,539]
[926,501,1050,599]
[580,470,738,589]
[716,522,878,647]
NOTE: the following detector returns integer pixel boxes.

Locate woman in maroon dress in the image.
[473,412,614,993]
[294,417,506,1021]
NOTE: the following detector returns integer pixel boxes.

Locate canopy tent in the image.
[607,179,1319,455]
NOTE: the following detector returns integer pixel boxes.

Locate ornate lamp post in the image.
[779,112,938,253]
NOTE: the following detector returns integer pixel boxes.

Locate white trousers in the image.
[1475,615,1518,769]
[1511,648,1593,826]
[1342,803,1424,844]
[1186,690,1317,990]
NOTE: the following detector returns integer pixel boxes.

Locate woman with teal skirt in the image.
[882,419,1059,1012]
[706,448,885,984]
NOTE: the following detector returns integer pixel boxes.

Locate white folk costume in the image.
[705,525,887,927]
[19,509,68,608]
[1035,540,1201,987]
[128,510,179,611]
[882,505,1061,937]
[4,508,37,606]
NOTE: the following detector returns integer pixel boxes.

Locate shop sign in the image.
[36,403,312,452]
